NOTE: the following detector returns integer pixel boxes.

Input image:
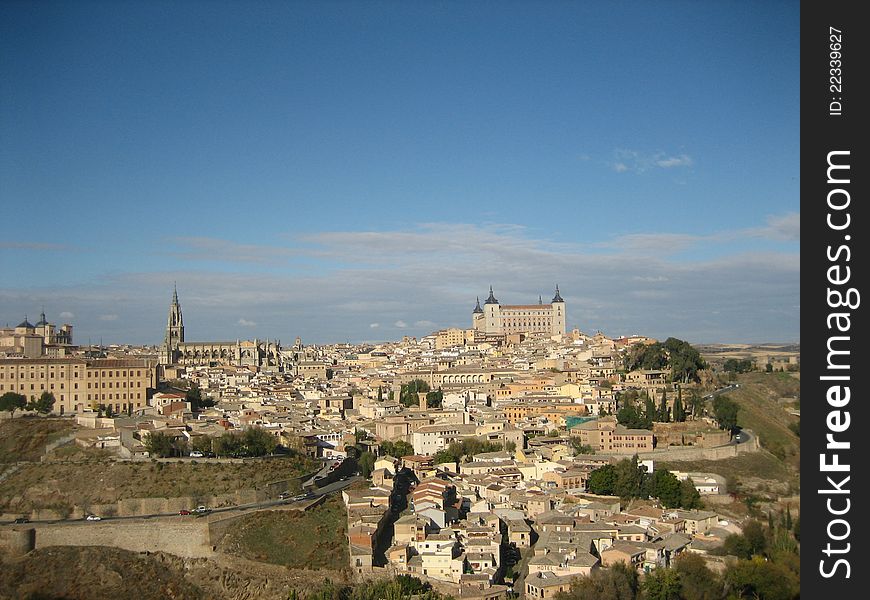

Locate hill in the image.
[216,495,349,569]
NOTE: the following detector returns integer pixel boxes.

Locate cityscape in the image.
[0,2,799,600]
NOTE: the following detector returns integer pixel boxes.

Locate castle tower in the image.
[159,285,185,365]
[484,286,502,334]
[550,284,566,335]
[472,296,484,331]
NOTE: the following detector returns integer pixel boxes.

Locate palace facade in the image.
[472,286,566,336]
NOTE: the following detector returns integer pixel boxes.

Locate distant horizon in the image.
[1,2,799,346]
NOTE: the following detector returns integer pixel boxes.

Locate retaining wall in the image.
[32,519,214,557]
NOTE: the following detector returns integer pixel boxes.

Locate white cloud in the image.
[0,216,799,345]
[237,318,257,327]
[167,237,298,264]
[611,149,694,173]
[655,154,693,168]
[59,311,75,319]
[757,212,800,241]
[98,314,119,321]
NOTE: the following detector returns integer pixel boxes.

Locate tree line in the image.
[0,391,55,416]
[586,455,702,509]
[144,426,278,458]
[623,338,706,384]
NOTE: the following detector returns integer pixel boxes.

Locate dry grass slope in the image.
[217,494,349,570]
[0,456,317,513]
[0,418,77,463]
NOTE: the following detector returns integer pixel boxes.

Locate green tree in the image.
[144,431,178,458]
[658,390,669,423]
[689,390,704,418]
[613,455,646,500]
[358,451,376,477]
[724,557,799,600]
[190,435,213,454]
[399,379,430,407]
[355,428,373,444]
[723,358,753,374]
[650,469,682,508]
[425,389,443,408]
[673,553,722,600]
[672,387,686,422]
[663,338,707,383]
[587,464,617,495]
[570,437,595,455]
[554,561,638,600]
[242,426,277,456]
[186,383,215,411]
[214,432,244,457]
[679,478,703,509]
[711,395,739,433]
[642,567,681,600]
[381,440,414,458]
[0,392,27,417]
[644,397,657,425]
[27,391,56,414]
[616,399,652,430]
[624,342,668,372]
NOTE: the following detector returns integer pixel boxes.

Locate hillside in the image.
[216,495,349,569]
[0,545,349,600]
[0,418,78,463]
[0,456,317,514]
[728,371,800,469]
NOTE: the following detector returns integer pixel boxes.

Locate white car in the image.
[86,515,101,521]
[190,451,204,458]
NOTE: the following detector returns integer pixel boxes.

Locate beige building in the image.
[472,286,566,336]
[525,571,579,599]
[0,357,157,415]
[572,416,654,454]
[0,312,74,358]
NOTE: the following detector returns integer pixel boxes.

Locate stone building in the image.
[472,286,566,336]
[158,287,284,370]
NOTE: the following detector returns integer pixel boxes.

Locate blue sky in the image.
[1,1,799,345]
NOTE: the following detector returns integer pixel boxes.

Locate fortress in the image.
[472,285,566,336]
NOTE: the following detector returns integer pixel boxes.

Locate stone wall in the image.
[638,430,759,462]
[32,519,214,557]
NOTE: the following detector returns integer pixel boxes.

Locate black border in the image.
[801,2,868,596]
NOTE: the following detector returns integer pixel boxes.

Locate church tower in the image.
[159,285,185,365]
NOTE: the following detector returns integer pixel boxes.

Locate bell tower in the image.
[159,285,185,365]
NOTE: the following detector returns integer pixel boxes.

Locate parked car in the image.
[179,509,191,515]
[189,451,204,458]
[13,517,29,524]
[86,515,101,521]
[278,492,291,500]
[194,506,211,513]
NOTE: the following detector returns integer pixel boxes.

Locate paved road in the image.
[2,474,363,527]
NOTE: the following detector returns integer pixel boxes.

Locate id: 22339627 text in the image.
[829,27,843,116]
